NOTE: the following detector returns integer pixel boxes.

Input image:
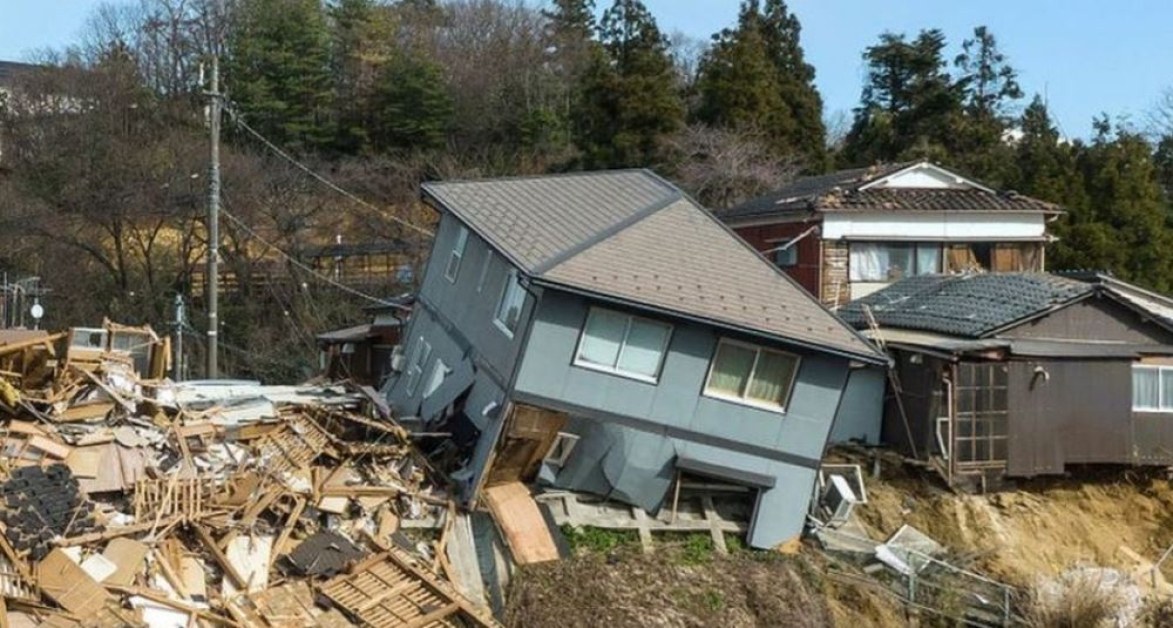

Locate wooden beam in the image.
[192,525,247,591]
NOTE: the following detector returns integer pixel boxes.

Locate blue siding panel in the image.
[830,367,885,445]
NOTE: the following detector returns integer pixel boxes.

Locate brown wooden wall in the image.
[1002,298,1173,344]
[731,221,822,297]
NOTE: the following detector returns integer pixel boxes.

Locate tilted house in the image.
[839,272,1173,488]
[383,170,888,549]
[718,161,1062,308]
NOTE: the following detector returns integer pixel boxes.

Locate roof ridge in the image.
[532,191,684,275]
[420,168,669,189]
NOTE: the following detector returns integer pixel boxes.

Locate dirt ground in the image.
[503,544,907,628]
[850,454,1173,589]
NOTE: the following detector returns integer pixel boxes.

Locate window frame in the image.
[701,338,801,413]
[571,307,674,384]
[848,241,943,282]
[774,245,798,268]
[544,432,580,467]
[423,358,448,398]
[444,225,469,283]
[404,336,432,396]
[493,269,526,338]
[1132,364,1173,412]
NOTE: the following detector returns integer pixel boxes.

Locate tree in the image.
[947,26,1023,183]
[369,52,452,152]
[695,0,825,169]
[666,124,799,209]
[574,0,685,168]
[841,29,960,165]
[225,0,335,153]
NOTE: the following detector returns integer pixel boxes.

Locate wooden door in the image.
[485,404,568,486]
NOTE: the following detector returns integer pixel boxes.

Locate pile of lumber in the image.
[0,322,497,627]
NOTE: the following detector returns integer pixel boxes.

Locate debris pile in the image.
[0,322,496,627]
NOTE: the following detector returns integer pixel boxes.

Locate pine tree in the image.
[695,0,826,170]
[575,0,685,168]
[369,53,452,152]
[841,29,960,165]
[225,0,335,153]
[947,26,1022,184]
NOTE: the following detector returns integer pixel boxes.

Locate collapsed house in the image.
[717,161,1063,308]
[0,320,495,626]
[382,169,888,549]
[839,272,1173,488]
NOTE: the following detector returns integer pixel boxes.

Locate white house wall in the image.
[822,211,1047,241]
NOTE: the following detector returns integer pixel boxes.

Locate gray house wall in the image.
[1001,298,1173,344]
[385,212,535,417]
[511,290,855,548]
[829,366,885,445]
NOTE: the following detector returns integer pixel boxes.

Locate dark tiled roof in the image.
[423,170,885,363]
[839,273,1093,338]
[720,161,1061,222]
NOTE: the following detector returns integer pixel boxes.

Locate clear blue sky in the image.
[2,0,1169,139]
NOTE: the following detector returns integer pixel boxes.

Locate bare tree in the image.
[667,124,799,210]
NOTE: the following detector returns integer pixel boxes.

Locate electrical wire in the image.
[221,102,434,238]
[217,204,405,308]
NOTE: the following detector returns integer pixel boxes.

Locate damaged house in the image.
[718,161,1062,308]
[840,272,1173,489]
[382,170,888,549]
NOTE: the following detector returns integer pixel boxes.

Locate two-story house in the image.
[718,161,1063,308]
[382,170,888,549]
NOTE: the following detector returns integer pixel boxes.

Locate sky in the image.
[2,0,1170,139]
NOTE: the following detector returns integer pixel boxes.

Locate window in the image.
[954,363,1009,465]
[573,308,673,382]
[774,245,797,268]
[1133,365,1173,412]
[404,337,432,395]
[444,226,469,282]
[423,359,448,398]
[703,339,800,411]
[494,270,526,336]
[849,242,942,282]
[544,432,580,467]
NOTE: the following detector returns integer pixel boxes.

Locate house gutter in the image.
[529,278,889,367]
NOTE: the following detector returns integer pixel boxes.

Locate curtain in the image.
[746,350,797,406]
[916,245,942,275]
[1161,370,1173,411]
[708,343,754,396]
[617,319,670,377]
[849,243,887,281]
[578,309,627,367]
[1134,367,1160,409]
[993,244,1024,272]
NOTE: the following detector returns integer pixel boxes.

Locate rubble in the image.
[0,321,498,627]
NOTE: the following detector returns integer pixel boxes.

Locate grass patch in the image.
[658,532,716,565]
[560,524,639,555]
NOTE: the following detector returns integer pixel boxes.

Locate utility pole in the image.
[206,52,221,378]
[173,294,185,382]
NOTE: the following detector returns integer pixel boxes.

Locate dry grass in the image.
[1021,571,1123,628]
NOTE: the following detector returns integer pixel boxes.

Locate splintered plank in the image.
[482,482,560,565]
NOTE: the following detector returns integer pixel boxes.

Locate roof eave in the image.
[531,278,889,367]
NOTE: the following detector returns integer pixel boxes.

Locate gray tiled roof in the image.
[423,170,884,362]
[719,161,1060,222]
[0,61,37,84]
[839,273,1094,338]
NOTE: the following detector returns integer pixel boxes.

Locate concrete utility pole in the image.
[173,294,185,382]
[206,52,221,379]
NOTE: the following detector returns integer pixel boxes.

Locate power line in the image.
[217,203,406,308]
[221,103,434,238]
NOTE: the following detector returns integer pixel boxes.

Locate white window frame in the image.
[1132,364,1173,412]
[444,225,469,283]
[544,432,580,467]
[702,338,801,413]
[493,269,526,338]
[423,358,448,398]
[572,307,673,383]
[404,337,432,396]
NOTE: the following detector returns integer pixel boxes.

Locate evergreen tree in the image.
[329,0,387,154]
[226,0,335,153]
[369,53,452,152]
[841,29,961,165]
[947,26,1022,183]
[575,0,684,168]
[538,0,597,157]
[695,0,826,169]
